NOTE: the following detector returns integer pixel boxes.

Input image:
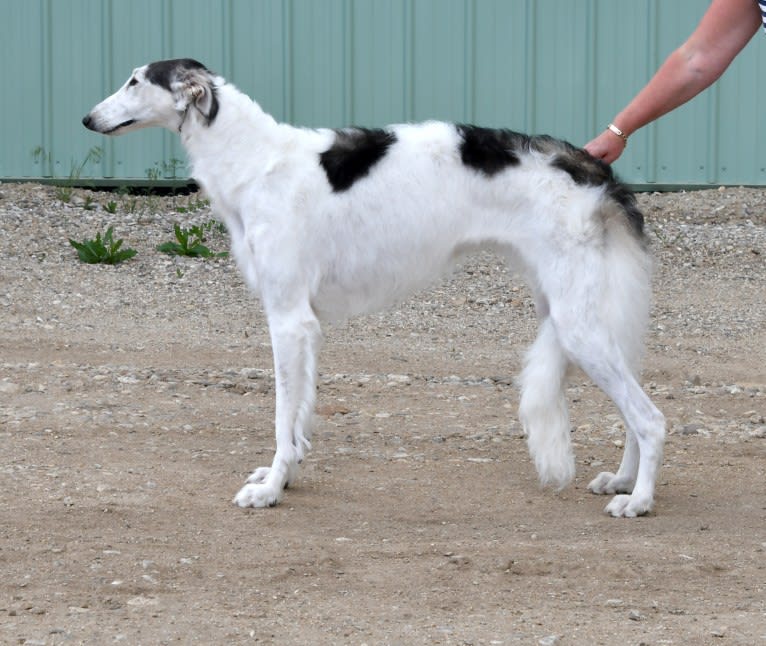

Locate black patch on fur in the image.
[145,58,219,126]
[549,142,612,186]
[550,143,644,236]
[605,179,645,237]
[145,58,208,90]
[319,128,397,192]
[456,125,522,176]
[457,124,644,237]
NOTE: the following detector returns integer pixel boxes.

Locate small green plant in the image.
[56,186,74,203]
[157,222,228,258]
[31,146,52,174]
[145,158,185,183]
[69,227,137,265]
[145,164,162,182]
[163,158,185,179]
[203,218,227,236]
[124,196,139,214]
[176,196,211,214]
[33,146,103,203]
[104,200,118,214]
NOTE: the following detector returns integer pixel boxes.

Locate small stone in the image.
[0,381,20,394]
[126,595,158,607]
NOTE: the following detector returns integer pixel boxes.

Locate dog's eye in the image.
[128,77,138,87]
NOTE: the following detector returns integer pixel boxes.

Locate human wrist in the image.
[606,123,629,145]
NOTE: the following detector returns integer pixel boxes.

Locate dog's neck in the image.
[177,82,290,200]
[179,82,277,148]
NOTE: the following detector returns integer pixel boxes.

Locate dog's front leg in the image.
[233,310,322,508]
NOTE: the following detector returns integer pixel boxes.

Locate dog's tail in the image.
[597,182,652,377]
[519,317,573,489]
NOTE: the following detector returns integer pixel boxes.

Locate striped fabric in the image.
[760,0,766,32]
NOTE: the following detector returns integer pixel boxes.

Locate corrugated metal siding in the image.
[3,0,766,186]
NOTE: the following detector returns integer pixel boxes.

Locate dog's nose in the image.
[82,114,93,129]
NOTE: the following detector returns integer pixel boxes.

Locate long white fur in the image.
[84,61,666,517]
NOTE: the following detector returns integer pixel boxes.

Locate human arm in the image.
[585,0,762,163]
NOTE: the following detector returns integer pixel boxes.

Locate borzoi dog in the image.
[83,58,665,517]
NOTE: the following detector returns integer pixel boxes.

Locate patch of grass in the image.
[123,196,139,214]
[176,196,210,214]
[146,158,185,184]
[69,227,137,265]
[157,222,228,258]
[32,146,103,204]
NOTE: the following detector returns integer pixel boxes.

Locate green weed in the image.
[157,222,228,258]
[176,196,211,214]
[69,227,137,265]
[32,146,103,203]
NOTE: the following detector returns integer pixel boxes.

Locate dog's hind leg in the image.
[587,427,639,495]
[519,317,574,489]
[552,311,665,517]
[233,307,322,508]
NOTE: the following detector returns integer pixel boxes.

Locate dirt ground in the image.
[0,183,764,645]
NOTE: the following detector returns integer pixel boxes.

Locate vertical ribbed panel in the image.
[1,1,46,177]
[2,0,765,186]
[350,0,410,125]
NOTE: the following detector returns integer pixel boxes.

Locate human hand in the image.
[584,129,626,164]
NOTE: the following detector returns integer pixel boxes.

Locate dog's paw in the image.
[246,464,299,488]
[246,466,271,484]
[604,493,653,518]
[233,482,282,508]
[587,471,634,495]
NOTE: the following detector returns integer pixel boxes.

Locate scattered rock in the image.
[680,423,704,436]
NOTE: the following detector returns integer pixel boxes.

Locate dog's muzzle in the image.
[82,114,136,134]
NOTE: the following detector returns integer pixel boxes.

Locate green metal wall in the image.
[3,0,766,187]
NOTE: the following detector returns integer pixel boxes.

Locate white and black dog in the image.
[83,59,665,517]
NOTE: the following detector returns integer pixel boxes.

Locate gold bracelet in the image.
[607,123,628,145]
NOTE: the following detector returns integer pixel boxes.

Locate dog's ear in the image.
[173,70,219,125]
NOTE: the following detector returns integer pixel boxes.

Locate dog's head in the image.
[82,58,220,135]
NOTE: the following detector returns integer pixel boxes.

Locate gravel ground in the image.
[0,181,764,645]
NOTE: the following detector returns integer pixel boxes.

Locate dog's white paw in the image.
[246,466,271,484]
[604,493,653,518]
[246,463,299,487]
[587,471,634,495]
[233,482,282,508]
